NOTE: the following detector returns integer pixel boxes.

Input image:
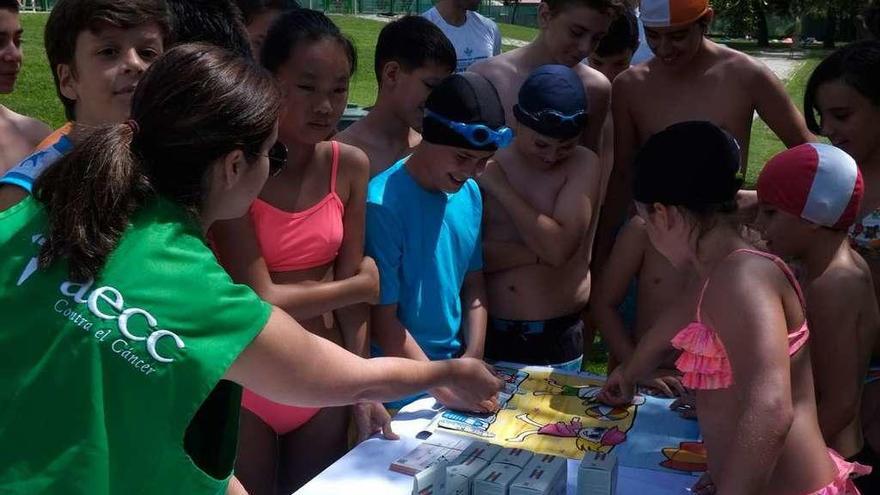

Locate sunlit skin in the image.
[408,141,493,193]
[58,22,164,126]
[814,80,880,169]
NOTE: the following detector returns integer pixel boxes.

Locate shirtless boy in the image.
[469,0,622,155]
[596,0,814,270]
[0,0,51,174]
[592,215,686,395]
[480,65,601,370]
[337,16,455,177]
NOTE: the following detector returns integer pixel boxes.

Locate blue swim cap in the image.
[513,65,588,140]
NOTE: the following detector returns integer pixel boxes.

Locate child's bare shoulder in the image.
[469,49,517,78]
[0,107,51,146]
[808,255,872,300]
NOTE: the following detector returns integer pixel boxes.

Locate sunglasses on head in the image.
[266,141,288,177]
[425,109,514,149]
[515,106,588,130]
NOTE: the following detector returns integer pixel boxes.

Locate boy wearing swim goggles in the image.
[479,65,601,371]
[366,73,510,411]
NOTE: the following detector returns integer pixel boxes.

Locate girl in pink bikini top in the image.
[599,122,870,494]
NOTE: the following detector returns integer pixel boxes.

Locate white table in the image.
[296,397,698,494]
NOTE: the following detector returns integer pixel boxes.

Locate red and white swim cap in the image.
[640,0,710,28]
[757,143,863,230]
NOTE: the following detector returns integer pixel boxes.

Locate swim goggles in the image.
[425,109,514,149]
[514,106,588,130]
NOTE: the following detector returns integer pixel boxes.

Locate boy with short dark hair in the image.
[588,5,639,82]
[337,15,456,177]
[0,0,51,174]
[367,72,508,411]
[0,0,170,202]
[166,0,252,58]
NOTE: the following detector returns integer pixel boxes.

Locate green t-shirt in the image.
[0,197,272,494]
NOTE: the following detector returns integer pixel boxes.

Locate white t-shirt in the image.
[423,6,502,72]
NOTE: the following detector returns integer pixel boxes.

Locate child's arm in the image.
[482,240,538,273]
[705,257,795,493]
[594,76,638,285]
[460,270,488,359]
[806,276,863,443]
[333,146,371,358]
[370,304,432,361]
[750,58,816,149]
[210,216,377,320]
[477,149,597,267]
[593,217,646,364]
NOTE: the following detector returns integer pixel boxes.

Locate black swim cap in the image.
[422,72,507,152]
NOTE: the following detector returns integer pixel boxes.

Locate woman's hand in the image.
[353,401,399,444]
[639,370,685,398]
[433,359,503,412]
[599,366,636,406]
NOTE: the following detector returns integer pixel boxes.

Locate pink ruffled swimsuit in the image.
[671,249,871,494]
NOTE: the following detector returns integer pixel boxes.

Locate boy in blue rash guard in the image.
[480,65,601,372]
[367,72,511,412]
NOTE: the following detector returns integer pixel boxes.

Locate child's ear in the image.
[537,2,554,30]
[382,61,401,88]
[57,64,78,102]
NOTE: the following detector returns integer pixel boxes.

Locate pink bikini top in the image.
[249,141,345,272]
[671,249,810,390]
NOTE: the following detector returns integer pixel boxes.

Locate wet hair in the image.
[261,8,356,75]
[374,16,456,85]
[33,44,281,282]
[543,0,624,17]
[0,0,19,13]
[804,40,880,134]
[594,6,638,57]
[45,0,172,121]
[166,0,252,58]
[234,0,299,25]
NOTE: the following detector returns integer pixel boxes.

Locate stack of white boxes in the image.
[509,454,567,495]
[576,451,618,495]
[404,439,574,495]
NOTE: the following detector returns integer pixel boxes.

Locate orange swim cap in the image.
[640,0,710,28]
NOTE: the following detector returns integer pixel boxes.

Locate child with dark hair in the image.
[367,72,507,411]
[588,5,639,82]
[0,0,51,174]
[805,40,880,491]
[601,121,871,494]
[757,143,880,492]
[481,65,601,372]
[165,0,253,58]
[234,0,299,54]
[0,0,170,204]
[0,42,503,495]
[337,15,456,176]
[210,9,382,494]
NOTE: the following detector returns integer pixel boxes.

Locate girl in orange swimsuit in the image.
[210,9,392,495]
[600,121,870,494]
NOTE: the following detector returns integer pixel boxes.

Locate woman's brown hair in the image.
[34,43,281,282]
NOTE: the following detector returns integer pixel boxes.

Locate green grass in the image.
[498,22,538,43]
[745,54,824,186]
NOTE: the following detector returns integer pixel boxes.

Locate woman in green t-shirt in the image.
[0,43,502,495]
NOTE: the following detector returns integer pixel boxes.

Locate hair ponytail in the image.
[34,123,152,281]
[32,43,282,282]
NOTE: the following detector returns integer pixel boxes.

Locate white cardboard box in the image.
[494,448,534,469]
[455,441,503,464]
[509,454,567,495]
[412,459,448,495]
[473,462,522,495]
[576,451,618,495]
[445,457,488,495]
[391,443,459,476]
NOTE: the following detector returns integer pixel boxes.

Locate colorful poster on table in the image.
[435,364,705,475]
